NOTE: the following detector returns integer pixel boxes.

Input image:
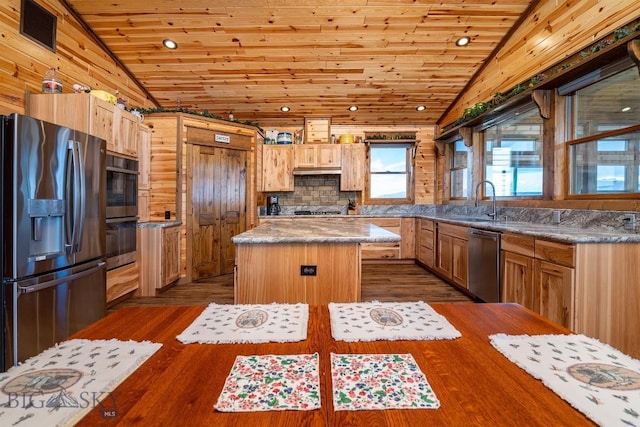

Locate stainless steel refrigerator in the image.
[1,113,106,371]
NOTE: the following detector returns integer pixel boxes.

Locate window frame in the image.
[365,142,415,204]
[449,139,469,200]
[480,104,548,199]
[565,62,640,199]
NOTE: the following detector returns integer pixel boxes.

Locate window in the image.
[450,140,469,199]
[568,66,640,196]
[570,129,640,194]
[368,143,413,202]
[483,107,544,197]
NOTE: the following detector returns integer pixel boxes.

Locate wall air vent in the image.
[20,0,57,52]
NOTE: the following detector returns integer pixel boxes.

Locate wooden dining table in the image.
[73,303,594,426]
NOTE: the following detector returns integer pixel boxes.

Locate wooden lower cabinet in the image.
[137,224,181,296]
[451,236,468,288]
[501,232,640,358]
[416,219,434,268]
[501,233,536,311]
[434,222,468,289]
[235,242,361,304]
[106,262,139,305]
[501,250,535,309]
[536,259,575,329]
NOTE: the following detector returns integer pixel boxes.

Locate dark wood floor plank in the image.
[109,262,474,311]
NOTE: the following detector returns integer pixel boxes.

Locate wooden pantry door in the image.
[189,144,247,280]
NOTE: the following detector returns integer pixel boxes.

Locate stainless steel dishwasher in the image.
[467,228,501,302]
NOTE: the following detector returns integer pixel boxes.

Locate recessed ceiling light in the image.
[348,105,358,111]
[280,106,290,112]
[163,39,178,49]
[416,105,426,111]
[622,106,632,112]
[455,36,470,47]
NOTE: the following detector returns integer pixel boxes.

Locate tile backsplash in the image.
[268,175,358,208]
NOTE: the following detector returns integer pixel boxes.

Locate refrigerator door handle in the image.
[17,261,106,294]
[66,140,85,253]
[74,140,86,252]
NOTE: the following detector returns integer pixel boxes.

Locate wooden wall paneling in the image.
[441,0,640,127]
[145,114,179,220]
[0,0,152,116]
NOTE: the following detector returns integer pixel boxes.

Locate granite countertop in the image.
[232,219,401,244]
[426,215,640,244]
[259,213,640,243]
[138,221,182,228]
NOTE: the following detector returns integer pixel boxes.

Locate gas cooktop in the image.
[294,210,343,215]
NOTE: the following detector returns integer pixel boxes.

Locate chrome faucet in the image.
[474,180,497,220]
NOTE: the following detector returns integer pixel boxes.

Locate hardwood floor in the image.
[109,261,474,311]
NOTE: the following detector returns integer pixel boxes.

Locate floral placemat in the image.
[176,303,309,344]
[328,301,461,342]
[0,338,162,427]
[215,353,321,412]
[330,353,440,411]
[490,333,640,427]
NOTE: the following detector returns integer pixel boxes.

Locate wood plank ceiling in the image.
[64,0,535,126]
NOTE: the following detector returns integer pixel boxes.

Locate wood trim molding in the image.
[459,127,473,147]
[532,90,552,119]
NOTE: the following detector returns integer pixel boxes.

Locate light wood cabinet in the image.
[500,232,640,357]
[451,236,468,288]
[534,239,575,329]
[261,145,294,191]
[138,190,150,222]
[137,224,181,296]
[501,233,536,310]
[416,219,435,268]
[359,217,413,260]
[293,144,341,168]
[536,259,575,329]
[262,145,294,191]
[106,262,138,305]
[137,124,151,222]
[27,93,140,157]
[340,144,366,191]
[434,222,468,289]
[114,108,139,157]
[502,234,575,328]
[235,242,360,304]
[304,117,331,144]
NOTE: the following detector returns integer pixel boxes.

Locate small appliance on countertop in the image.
[266,195,281,215]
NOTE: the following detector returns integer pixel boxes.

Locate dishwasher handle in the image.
[468,228,501,240]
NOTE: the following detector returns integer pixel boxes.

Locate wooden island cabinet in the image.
[233,220,400,304]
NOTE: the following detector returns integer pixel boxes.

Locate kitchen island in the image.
[232,220,400,304]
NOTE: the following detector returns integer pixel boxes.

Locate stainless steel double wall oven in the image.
[105,154,138,270]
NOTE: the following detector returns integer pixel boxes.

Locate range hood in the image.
[292,167,342,175]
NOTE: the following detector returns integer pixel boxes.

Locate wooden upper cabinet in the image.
[262,145,294,191]
[28,93,114,143]
[340,144,366,191]
[294,144,341,168]
[317,145,341,167]
[113,108,139,157]
[294,145,316,168]
[27,93,140,158]
[304,117,331,144]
